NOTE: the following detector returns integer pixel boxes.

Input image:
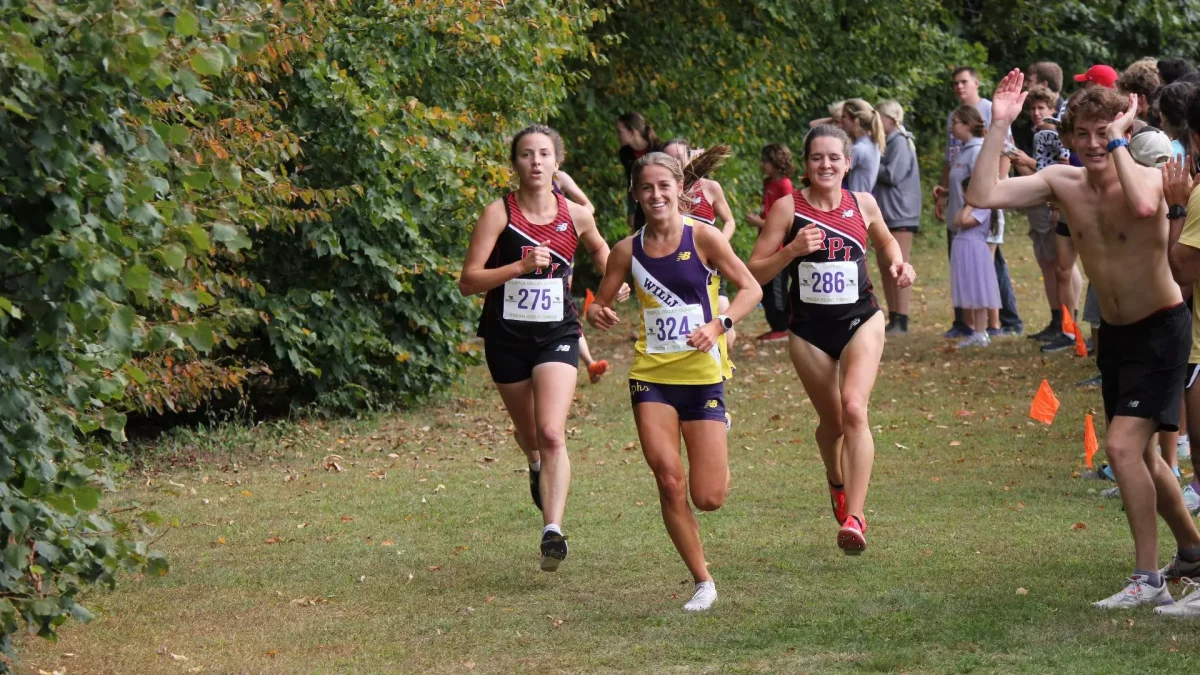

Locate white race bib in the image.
[643,304,706,354]
[502,278,563,322]
[796,261,858,305]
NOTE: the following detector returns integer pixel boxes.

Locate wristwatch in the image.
[1169,204,1189,220]
[1106,138,1129,153]
[717,314,734,333]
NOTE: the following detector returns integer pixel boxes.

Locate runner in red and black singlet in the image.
[460,124,627,574]
[749,124,916,556]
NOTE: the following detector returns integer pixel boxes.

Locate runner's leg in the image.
[1107,415,1167,571]
[579,334,595,368]
[1148,429,1200,549]
[837,312,886,520]
[787,334,844,486]
[894,231,913,319]
[531,361,577,528]
[495,379,539,466]
[636,403,709,582]
[681,419,729,512]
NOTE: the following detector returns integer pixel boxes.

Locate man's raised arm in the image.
[966,69,1054,210]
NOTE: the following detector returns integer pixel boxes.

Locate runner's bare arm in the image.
[747,195,818,283]
[556,171,595,214]
[690,224,761,351]
[1109,95,1163,219]
[459,199,544,296]
[586,238,632,330]
[708,181,737,240]
[573,202,631,301]
[859,192,915,289]
[965,129,1055,210]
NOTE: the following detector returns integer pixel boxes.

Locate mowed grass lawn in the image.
[17,217,1200,673]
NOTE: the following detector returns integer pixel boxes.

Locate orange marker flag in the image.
[1061,304,1077,337]
[1073,328,1088,357]
[1084,413,1099,468]
[583,289,595,316]
[1030,379,1060,425]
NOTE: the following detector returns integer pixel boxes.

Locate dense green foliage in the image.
[4,0,1200,663]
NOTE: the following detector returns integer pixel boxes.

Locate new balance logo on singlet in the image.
[556,222,569,232]
[843,209,856,219]
[676,251,692,262]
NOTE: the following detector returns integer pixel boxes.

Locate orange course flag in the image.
[1030,379,1060,425]
[583,289,595,316]
[1073,328,1088,357]
[1061,304,1077,337]
[1084,413,1099,468]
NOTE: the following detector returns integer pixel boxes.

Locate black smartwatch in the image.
[717,314,734,333]
[1169,204,1188,221]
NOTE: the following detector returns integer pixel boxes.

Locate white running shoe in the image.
[1178,435,1191,461]
[683,580,717,612]
[1101,486,1121,499]
[1155,580,1200,617]
[1184,485,1200,515]
[955,332,991,349]
[1092,576,1174,609]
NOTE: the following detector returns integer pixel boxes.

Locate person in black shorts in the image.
[748,124,916,555]
[460,124,628,572]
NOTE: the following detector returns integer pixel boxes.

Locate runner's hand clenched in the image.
[520,240,553,274]
[587,304,620,331]
[686,320,722,353]
[890,261,916,289]
[785,223,824,258]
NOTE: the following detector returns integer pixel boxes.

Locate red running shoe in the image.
[828,483,847,523]
[837,515,867,555]
[587,359,609,384]
[756,330,788,342]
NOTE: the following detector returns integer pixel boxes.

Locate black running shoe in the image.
[1040,332,1075,353]
[1028,321,1059,341]
[540,530,568,572]
[529,467,543,511]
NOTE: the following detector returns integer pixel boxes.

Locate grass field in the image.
[15,218,1200,673]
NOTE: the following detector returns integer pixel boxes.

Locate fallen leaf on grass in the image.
[480,456,498,463]
[264,536,282,544]
[486,595,495,603]
[171,653,189,661]
[368,470,386,479]
[215,536,226,545]
[894,442,909,450]
[1071,522,1087,530]
[340,516,353,523]
[381,540,395,546]
[635,501,645,506]
[949,441,962,447]
[323,454,345,472]
[551,617,564,628]
[429,565,442,571]
[594,460,606,466]
[298,522,308,529]
[407,573,414,583]
[291,597,330,607]
[241,489,254,497]
[1016,587,1029,595]
[266,650,277,658]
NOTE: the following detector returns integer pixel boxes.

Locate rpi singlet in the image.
[785,189,878,325]
[629,218,731,385]
[688,182,717,225]
[477,193,580,346]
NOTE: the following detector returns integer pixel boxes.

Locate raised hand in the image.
[1107,94,1139,142]
[1162,155,1199,207]
[991,69,1028,125]
[785,223,825,258]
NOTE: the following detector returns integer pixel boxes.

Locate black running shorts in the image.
[485,338,579,385]
[1097,304,1189,430]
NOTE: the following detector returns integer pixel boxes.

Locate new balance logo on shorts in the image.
[704,399,719,409]
[676,251,692,262]
[1129,400,1140,408]
[555,344,571,352]
[849,318,862,330]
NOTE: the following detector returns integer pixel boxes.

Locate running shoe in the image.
[1182,484,1200,514]
[885,320,907,335]
[1040,332,1075,353]
[529,467,543,511]
[1000,325,1024,337]
[1173,465,1183,479]
[1156,580,1200,617]
[955,332,991,348]
[986,327,1003,339]
[1093,576,1174,609]
[539,530,568,572]
[725,412,732,432]
[1101,486,1121,499]
[1161,553,1200,582]
[1076,373,1102,388]
[1086,338,1095,357]
[755,330,788,342]
[1028,320,1059,341]
[1178,436,1191,461]
[587,359,610,384]
[943,325,973,339]
[683,580,717,612]
[837,515,867,555]
[828,482,847,523]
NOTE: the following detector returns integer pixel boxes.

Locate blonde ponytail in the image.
[869,109,886,153]
[843,99,886,153]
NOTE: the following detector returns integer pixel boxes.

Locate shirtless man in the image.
[967,69,1200,610]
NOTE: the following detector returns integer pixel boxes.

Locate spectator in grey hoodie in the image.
[840,99,885,193]
[874,100,921,334]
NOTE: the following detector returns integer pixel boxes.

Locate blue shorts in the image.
[629,379,726,422]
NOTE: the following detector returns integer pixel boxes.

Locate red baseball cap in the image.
[1074,65,1118,88]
